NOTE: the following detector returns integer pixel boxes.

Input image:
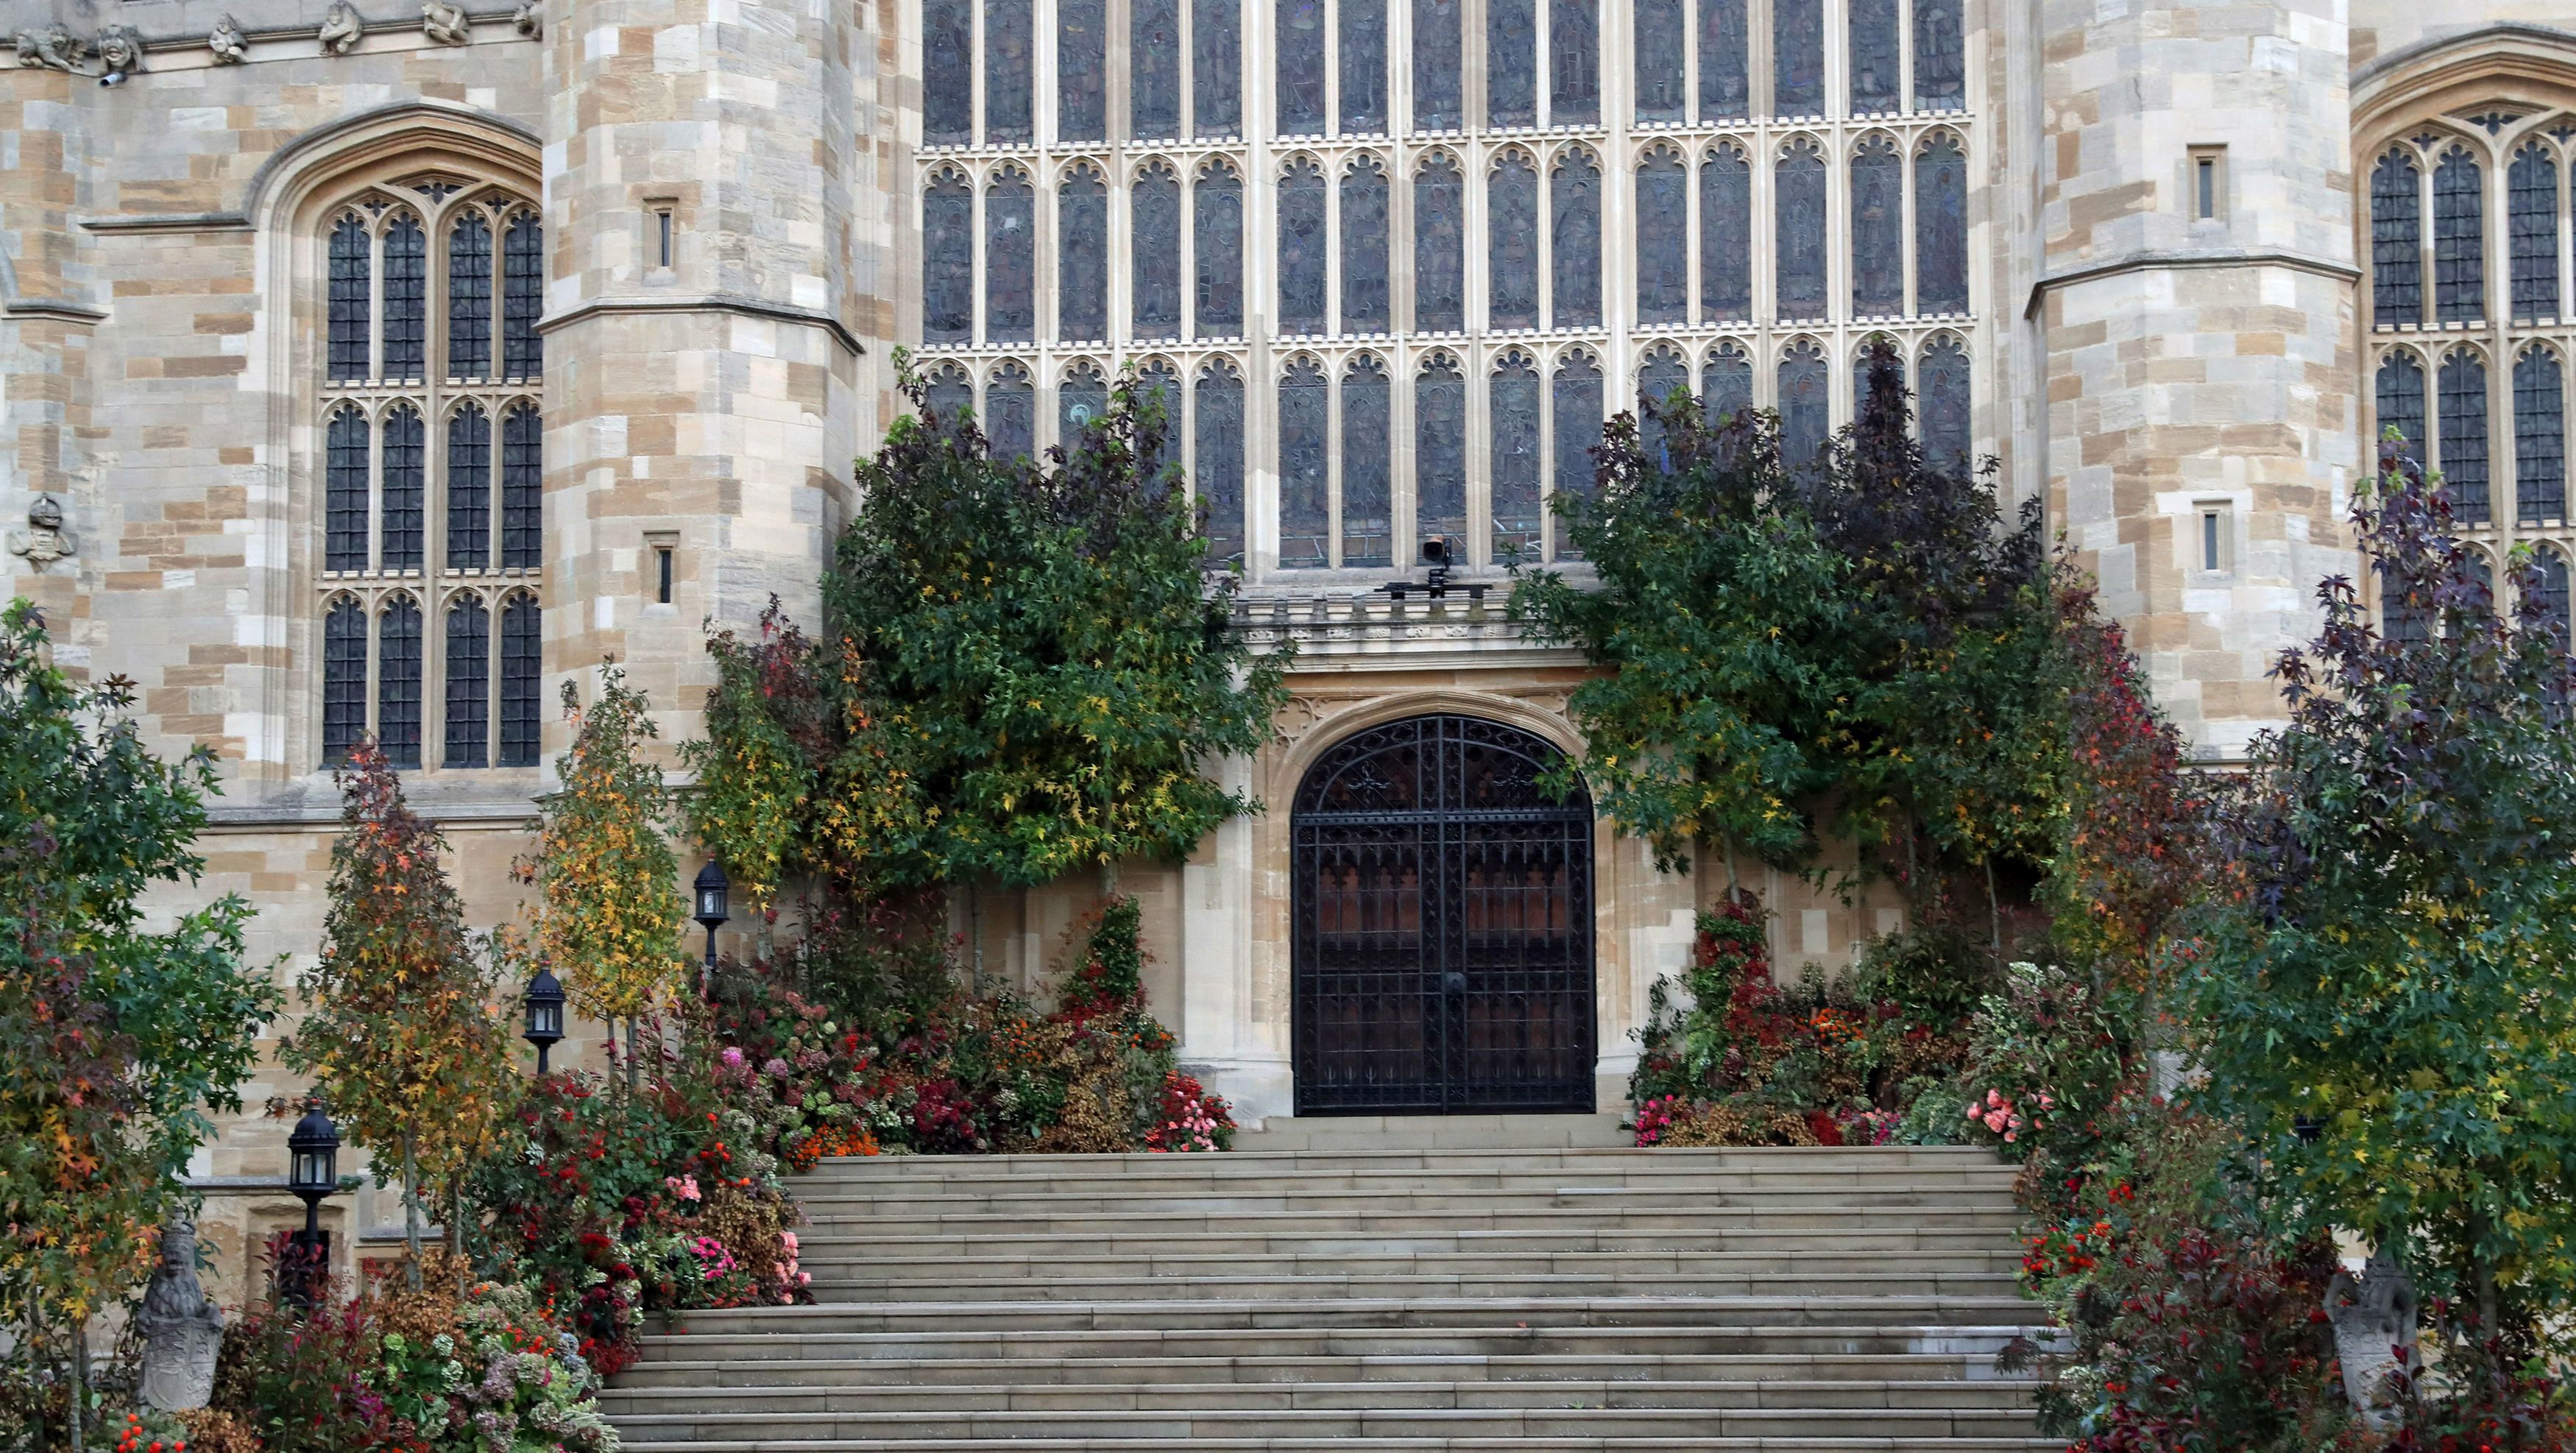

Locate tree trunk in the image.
[2468,1207,2499,1337]
[403,1134,422,1291]
[969,880,985,996]
[67,1316,85,1453]
[1984,858,2001,952]
[625,1017,641,1091]
[446,1170,463,1262]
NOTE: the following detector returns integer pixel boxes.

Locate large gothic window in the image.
[924,169,974,343]
[2439,347,2491,524]
[1342,356,1394,565]
[500,402,541,569]
[1415,154,1466,332]
[447,404,491,570]
[1775,140,1827,320]
[986,167,1036,342]
[1058,0,1106,140]
[501,212,542,378]
[322,598,367,765]
[1133,161,1183,339]
[1702,144,1751,320]
[2371,150,2424,328]
[1549,0,1599,126]
[1279,157,1331,333]
[1635,0,1685,124]
[1551,148,1602,329]
[1487,0,1536,127]
[329,216,371,381]
[1848,0,1898,113]
[1916,132,1968,314]
[2516,345,2566,523]
[1551,350,1602,559]
[1699,0,1747,121]
[1913,0,1962,110]
[447,213,492,379]
[376,596,423,769]
[1339,0,1387,135]
[987,0,1033,142]
[1919,333,1970,467]
[988,361,1036,458]
[382,215,426,381]
[2510,141,2559,324]
[1418,353,1469,545]
[326,406,369,570]
[1779,339,1828,464]
[1196,360,1247,562]
[1415,0,1463,130]
[1772,0,1822,117]
[499,593,540,767]
[2376,348,2426,464]
[1638,147,1689,325]
[1061,360,1110,442]
[1850,135,1902,314]
[1490,151,1540,329]
[1133,0,1181,138]
[381,406,425,570]
[925,0,974,144]
[445,598,489,768]
[2434,148,2485,325]
[1195,160,1245,336]
[1059,164,1109,340]
[1194,0,1240,136]
[1279,356,1331,566]
[1341,155,1393,333]
[1703,341,1752,422]
[1278,0,1326,134]
[1491,351,1542,560]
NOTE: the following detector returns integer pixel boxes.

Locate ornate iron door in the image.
[1291,715,1596,1114]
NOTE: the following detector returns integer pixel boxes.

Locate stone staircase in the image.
[604,1118,2056,1452]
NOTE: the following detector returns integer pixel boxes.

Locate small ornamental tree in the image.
[2193,438,2576,1343]
[281,740,514,1279]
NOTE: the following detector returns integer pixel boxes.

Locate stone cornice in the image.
[537,294,868,358]
[80,213,255,235]
[2023,249,2362,321]
[1,297,108,323]
[1232,590,1586,671]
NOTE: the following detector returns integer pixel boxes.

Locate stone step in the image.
[779,1209,2025,1237]
[802,1273,2024,1304]
[614,1439,2064,1452]
[610,1352,2022,1390]
[804,1228,2018,1259]
[600,1377,2039,1415]
[1229,1114,1638,1150]
[602,1404,2043,1442]
[655,1296,2041,1337]
[801,1155,2015,1186]
[799,1251,2023,1282]
[791,1192,2017,1220]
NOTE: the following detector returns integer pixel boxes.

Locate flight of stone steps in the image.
[604,1114,2056,1452]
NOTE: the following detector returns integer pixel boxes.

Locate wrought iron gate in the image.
[1290,714,1596,1114]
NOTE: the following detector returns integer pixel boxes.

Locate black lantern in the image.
[523,966,566,1074]
[2293,1114,2324,1145]
[693,860,729,991]
[284,1101,341,1309]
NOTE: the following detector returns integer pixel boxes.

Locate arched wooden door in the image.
[1290,714,1596,1114]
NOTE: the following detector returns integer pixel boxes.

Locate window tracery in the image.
[1342,155,1393,333]
[1196,160,1245,337]
[1060,164,1109,340]
[1133,160,1184,339]
[1417,353,1470,545]
[1491,350,1543,560]
[1343,355,1394,565]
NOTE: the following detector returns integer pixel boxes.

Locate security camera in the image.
[1420,537,1450,566]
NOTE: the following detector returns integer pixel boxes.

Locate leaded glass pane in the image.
[2536,546,2573,639]
[2510,142,2558,323]
[1779,340,1828,465]
[924,170,975,343]
[1341,155,1392,333]
[329,216,370,381]
[1851,135,1902,314]
[1339,0,1387,135]
[1063,0,1111,146]
[502,213,542,378]
[445,597,489,769]
[1134,163,1183,339]
[1638,346,1688,463]
[1913,0,1962,110]
[1850,0,1898,113]
[1489,152,1540,329]
[1551,149,1602,329]
[2438,348,2491,523]
[1702,145,1751,321]
[987,0,1033,142]
[1637,149,1688,324]
[1279,357,1331,567]
[447,404,491,570]
[1415,0,1462,130]
[986,169,1036,342]
[924,361,974,424]
[1195,161,1245,336]
[1487,0,1535,127]
[1058,167,1108,340]
[2376,350,2426,467]
[988,362,1036,458]
[1772,0,1822,116]
[381,405,424,571]
[501,403,542,570]
[924,0,973,144]
[382,216,425,379]
[1549,0,1597,127]
[326,406,369,572]
[2434,149,2485,325]
[1699,0,1747,121]
[500,594,539,766]
[447,212,492,379]
[1914,133,1968,314]
[1278,0,1326,134]
[1634,0,1684,123]
[2516,347,2565,522]
[1194,0,1241,136]
[1196,362,1247,564]
[1279,158,1330,332]
[1416,356,1468,548]
[1342,357,1393,565]
[377,597,422,770]
[1061,363,1110,446]
[1919,336,1970,468]
[1703,342,1753,422]
[1775,144,1827,320]
[2371,151,2423,328]
[1415,154,1466,332]
[1492,353,1542,561]
[1133,0,1181,138]
[323,598,366,766]
[1551,351,1602,559]
[1137,360,1182,489]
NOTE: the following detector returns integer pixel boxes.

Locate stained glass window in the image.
[2510,142,2558,323]
[1137,358,1181,489]
[1487,0,1535,127]
[1415,154,1466,332]
[986,167,1035,342]
[447,403,491,570]
[2438,347,2491,524]
[1417,354,1468,548]
[1342,356,1393,565]
[499,593,540,766]
[1551,148,1602,329]
[1278,0,1326,134]
[2434,149,2485,325]
[1194,0,1240,136]
[1637,148,1688,325]
[2376,349,2426,465]
[1133,0,1181,138]
[987,0,1033,142]
[1061,361,1110,446]
[1913,0,1962,110]
[1549,0,1597,127]
[1850,135,1902,314]
[1704,341,1753,423]
[1552,350,1602,558]
[1133,161,1183,339]
[1772,0,1822,116]
[382,215,425,379]
[1853,337,1895,414]
[501,403,542,570]
[1279,158,1330,333]
[1702,144,1751,321]
[1058,166,1108,340]
[1196,360,1247,564]
[325,406,369,572]
[1635,0,1684,123]
[1638,345,1688,464]
[2371,150,2423,328]
[502,213,542,378]
[924,0,973,144]
[1699,0,1747,121]
[987,361,1036,458]
[1415,0,1462,130]
[445,597,489,768]
[377,596,422,769]
[1919,334,1970,468]
[1915,132,1968,314]
[323,598,367,765]
[447,213,491,379]
[329,216,370,381]
[924,361,974,423]
[1279,356,1331,567]
[1849,0,1898,113]
[1341,155,1392,333]
[2536,546,2573,639]
[1489,152,1540,329]
[1195,160,1245,336]
[380,405,424,570]
[1491,351,1543,561]
[1340,0,1388,135]
[1779,339,1828,465]
[1775,141,1827,320]
[1061,4,1108,144]
[924,169,974,344]
[2516,345,2565,522]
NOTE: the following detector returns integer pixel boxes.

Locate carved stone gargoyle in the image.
[2324,1251,2419,1430]
[10,495,72,573]
[317,1,365,54]
[15,24,88,71]
[421,0,472,46]
[96,24,144,76]
[209,14,251,61]
[137,1217,224,1411]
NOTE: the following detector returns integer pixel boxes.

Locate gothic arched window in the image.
[2434,147,2485,325]
[322,598,367,765]
[987,0,1033,141]
[1058,0,1106,140]
[1551,147,1602,329]
[1195,0,1241,136]
[1552,350,1603,557]
[499,401,541,570]
[1415,0,1463,130]
[1133,0,1181,138]
[1195,160,1245,337]
[923,168,974,344]
[1487,0,1536,127]
[2510,141,2558,324]
[987,361,1036,459]
[1775,140,1827,320]
[1340,0,1387,135]
[1059,164,1109,341]
[1195,360,1246,563]
[2438,347,2491,523]
[325,406,369,571]
[445,596,489,769]
[1772,0,1823,116]
[382,214,425,380]
[1850,134,1902,314]
[1699,0,1747,121]
[1849,0,1898,113]
[1415,154,1466,332]
[924,0,973,144]
[1490,151,1540,329]
[1279,356,1331,567]
[1342,356,1394,565]
[1279,158,1330,333]
[1638,344,1689,462]
[1341,155,1393,333]
[924,361,974,424]
[1133,161,1183,339]
[1549,0,1598,127]
[501,211,542,378]
[1637,147,1688,325]
[1061,360,1109,445]
[2371,149,2423,328]
[986,167,1036,342]
[447,403,490,570]
[1278,0,1326,134]
[2515,344,2565,523]
[1702,144,1752,321]
[1136,358,1181,487]
[2376,348,2426,467]
[1491,350,1543,560]
[447,213,492,379]
[1634,0,1684,123]
[499,592,541,766]
[376,595,423,769]
[1704,341,1753,423]
[329,216,371,381]
[1913,0,1962,110]
[1853,338,1895,416]
[381,405,425,570]
[1915,132,1969,314]
[2536,545,2573,638]
[1418,353,1469,546]
[1919,333,1970,468]
[1779,339,1829,464]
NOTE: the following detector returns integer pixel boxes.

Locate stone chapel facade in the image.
[1,0,2571,1290]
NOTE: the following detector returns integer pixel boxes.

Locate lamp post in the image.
[693,860,729,994]
[284,1101,341,1310]
[523,966,566,1075]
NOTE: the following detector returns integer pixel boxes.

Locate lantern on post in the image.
[523,966,566,1075]
[693,860,729,993]
[283,1101,341,1309]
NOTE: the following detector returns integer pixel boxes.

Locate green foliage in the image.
[681,604,824,911]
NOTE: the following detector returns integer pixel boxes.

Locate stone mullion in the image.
[1602,1,1632,419]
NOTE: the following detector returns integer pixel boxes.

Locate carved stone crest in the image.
[9,495,73,573]
[15,24,88,71]
[421,0,473,46]
[317,1,365,55]
[2324,1251,2418,1429]
[208,15,250,63]
[138,1217,224,1412]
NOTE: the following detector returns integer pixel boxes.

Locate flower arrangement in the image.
[1144,1072,1236,1152]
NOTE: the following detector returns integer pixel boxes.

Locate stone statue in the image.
[316,1,364,55]
[209,14,250,61]
[96,25,144,77]
[10,495,73,573]
[2324,1251,2418,1429]
[136,1217,223,1412]
[15,24,88,71]
[512,0,541,38]
[421,0,472,46]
